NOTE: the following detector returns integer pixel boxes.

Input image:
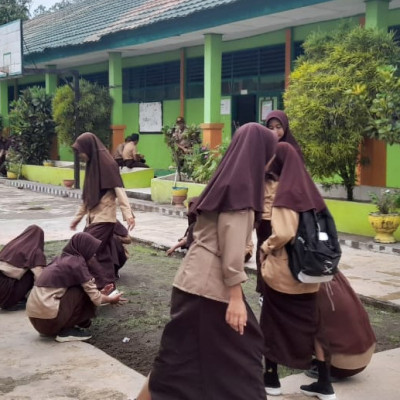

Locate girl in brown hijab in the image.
[136,123,277,400]
[259,142,336,400]
[255,110,304,298]
[70,132,135,289]
[26,232,125,342]
[0,225,46,310]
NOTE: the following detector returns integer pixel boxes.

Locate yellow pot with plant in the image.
[368,189,400,243]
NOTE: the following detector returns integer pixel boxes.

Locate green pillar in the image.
[109,52,123,125]
[0,80,8,127]
[203,34,222,123]
[365,0,390,29]
[45,64,57,95]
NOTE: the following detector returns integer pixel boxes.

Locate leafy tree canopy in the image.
[285,24,400,200]
[0,0,30,25]
[52,78,113,148]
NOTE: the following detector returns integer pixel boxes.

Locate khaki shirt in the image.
[72,188,134,226]
[26,279,102,319]
[262,180,278,220]
[113,143,124,159]
[261,207,319,295]
[173,209,253,303]
[122,141,139,161]
[0,261,42,280]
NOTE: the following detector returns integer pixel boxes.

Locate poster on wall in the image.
[139,102,163,133]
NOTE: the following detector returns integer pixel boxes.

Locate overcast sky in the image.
[30,0,61,13]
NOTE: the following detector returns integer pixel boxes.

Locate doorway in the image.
[231,94,256,134]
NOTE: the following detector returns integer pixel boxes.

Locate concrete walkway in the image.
[1,180,400,399]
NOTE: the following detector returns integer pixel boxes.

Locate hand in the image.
[226,297,247,335]
[126,217,135,231]
[166,247,174,256]
[108,292,128,306]
[70,220,79,231]
[100,283,115,295]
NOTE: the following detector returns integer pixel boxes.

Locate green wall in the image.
[386,144,400,188]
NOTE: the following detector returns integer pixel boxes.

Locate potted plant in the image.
[5,147,23,179]
[368,189,400,243]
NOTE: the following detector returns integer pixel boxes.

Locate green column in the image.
[45,64,57,95]
[365,0,390,29]
[203,34,222,123]
[0,80,8,127]
[109,52,123,125]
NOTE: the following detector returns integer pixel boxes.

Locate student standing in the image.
[260,142,336,400]
[26,232,125,342]
[0,225,46,310]
[256,110,303,299]
[70,132,135,289]
[136,122,277,400]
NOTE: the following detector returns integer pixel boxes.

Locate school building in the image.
[0,0,400,187]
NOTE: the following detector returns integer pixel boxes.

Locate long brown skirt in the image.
[149,287,266,400]
[84,222,116,288]
[260,284,317,370]
[29,286,96,336]
[0,271,34,309]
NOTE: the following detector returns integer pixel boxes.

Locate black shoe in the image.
[55,327,92,343]
[305,364,341,382]
[300,381,336,400]
[264,370,282,396]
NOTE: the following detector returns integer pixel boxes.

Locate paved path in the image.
[1,182,400,399]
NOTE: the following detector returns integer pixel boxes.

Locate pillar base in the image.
[200,123,224,149]
[110,124,126,154]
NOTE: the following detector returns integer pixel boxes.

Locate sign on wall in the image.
[139,102,163,133]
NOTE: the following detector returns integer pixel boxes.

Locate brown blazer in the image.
[173,209,253,303]
[261,207,319,295]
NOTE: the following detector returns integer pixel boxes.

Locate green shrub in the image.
[8,86,55,165]
[53,79,113,147]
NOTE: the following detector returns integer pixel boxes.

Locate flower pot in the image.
[172,186,188,207]
[368,213,400,243]
[63,179,75,189]
[7,171,17,179]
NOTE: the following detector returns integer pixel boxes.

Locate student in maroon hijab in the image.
[255,110,304,301]
[259,142,336,400]
[136,123,277,400]
[0,225,46,310]
[70,132,135,289]
[26,232,126,342]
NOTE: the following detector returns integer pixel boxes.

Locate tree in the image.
[0,0,30,25]
[8,86,55,165]
[52,79,113,148]
[284,25,400,200]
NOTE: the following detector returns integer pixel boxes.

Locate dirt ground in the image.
[43,240,400,377]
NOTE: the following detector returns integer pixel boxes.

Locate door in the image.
[232,94,256,134]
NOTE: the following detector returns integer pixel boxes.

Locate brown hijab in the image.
[265,110,303,160]
[0,225,46,268]
[194,123,277,214]
[36,232,101,288]
[72,132,124,210]
[271,142,326,213]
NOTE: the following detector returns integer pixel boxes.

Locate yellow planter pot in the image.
[172,186,188,206]
[368,213,400,243]
[7,171,17,179]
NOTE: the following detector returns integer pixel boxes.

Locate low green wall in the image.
[326,199,400,241]
[21,165,83,186]
[21,165,154,189]
[151,177,206,203]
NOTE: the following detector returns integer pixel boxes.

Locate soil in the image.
[44,241,400,377]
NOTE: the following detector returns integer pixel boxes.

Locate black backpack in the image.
[285,208,341,283]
